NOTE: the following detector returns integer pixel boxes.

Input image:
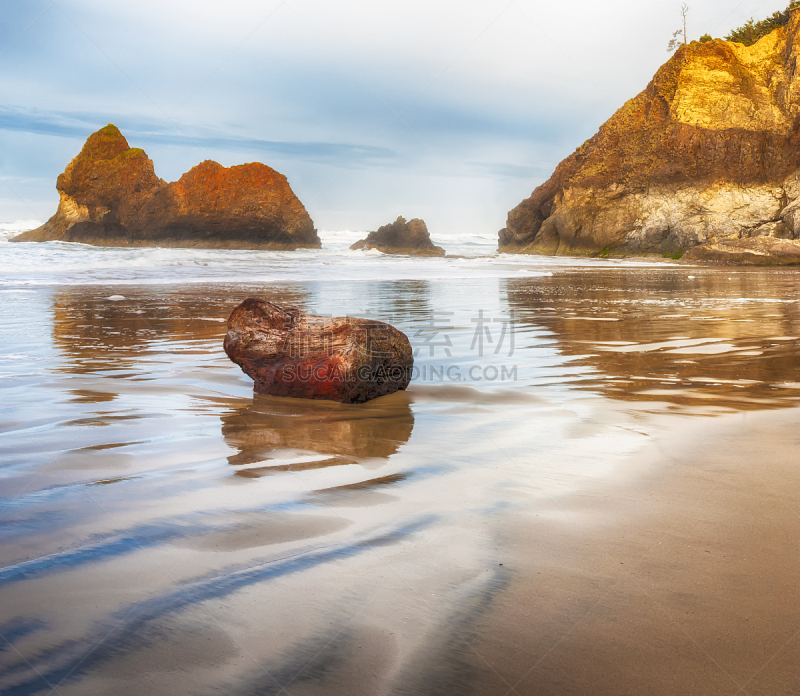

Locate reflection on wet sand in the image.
[4,273,800,695]
[1,392,418,692]
[221,390,414,470]
[52,285,314,374]
[364,279,433,321]
[306,471,411,507]
[505,269,800,410]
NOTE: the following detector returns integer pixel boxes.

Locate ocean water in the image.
[2,224,800,694]
[0,224,667,286]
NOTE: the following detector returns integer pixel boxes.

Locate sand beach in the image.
[1,232,799,694]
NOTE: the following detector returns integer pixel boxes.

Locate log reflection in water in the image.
[221,390,415,474]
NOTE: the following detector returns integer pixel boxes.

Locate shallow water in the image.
[2,236,800,694]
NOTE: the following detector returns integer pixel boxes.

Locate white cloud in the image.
[0,0,792,233]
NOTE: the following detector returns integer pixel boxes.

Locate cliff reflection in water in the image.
[364,280,433,321]
[51,285,313,374]
[505,268,800,411]
[221,391,415,476]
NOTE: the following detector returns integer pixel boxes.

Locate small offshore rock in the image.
[223,298,413,404]
[350,216,445,256]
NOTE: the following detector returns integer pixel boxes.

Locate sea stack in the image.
[499,11,800,262]
[351,216,445,256]
[12,125,320,249]
[223,299,413,404]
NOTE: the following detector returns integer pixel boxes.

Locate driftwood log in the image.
[224,298,413,403]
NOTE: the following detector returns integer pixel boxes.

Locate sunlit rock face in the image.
[12,125,320,249]
[499,13,800,260]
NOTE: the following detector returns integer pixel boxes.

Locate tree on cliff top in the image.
[726,1,800,46]
[667,3,689,52]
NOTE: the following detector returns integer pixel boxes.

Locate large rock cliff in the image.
[499,12,800,260]
[12,125,320,249]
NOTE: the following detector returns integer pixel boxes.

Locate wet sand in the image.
[441,406,800,695]
[1,267,800,694]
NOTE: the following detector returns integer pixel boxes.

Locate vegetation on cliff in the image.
[725,1,800,46]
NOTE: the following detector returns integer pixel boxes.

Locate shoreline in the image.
[8,232,800,267]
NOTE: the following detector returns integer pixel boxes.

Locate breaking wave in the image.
[0,222,664,287]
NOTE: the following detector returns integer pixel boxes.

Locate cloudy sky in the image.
[0,0,789,234]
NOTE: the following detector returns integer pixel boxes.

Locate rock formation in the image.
[683,236,800,264]
[351,216,445,256]
[223,298,413,403]
[499,11,800,262]
[11,125,320,249]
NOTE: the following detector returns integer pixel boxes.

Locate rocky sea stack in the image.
[500,11,800,263]
[351,216,445,256]
[12,125,320,249]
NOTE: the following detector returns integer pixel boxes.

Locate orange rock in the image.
[13,125,320,249]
